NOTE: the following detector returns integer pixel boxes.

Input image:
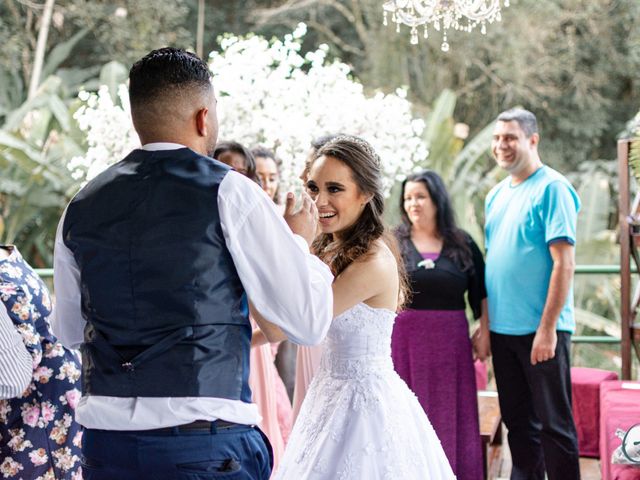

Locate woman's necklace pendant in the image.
[417,259,435,269]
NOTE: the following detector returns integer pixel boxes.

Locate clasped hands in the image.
[471,326,491,362]
[284,191,318,246]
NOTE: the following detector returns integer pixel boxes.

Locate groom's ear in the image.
[195,107,209,137]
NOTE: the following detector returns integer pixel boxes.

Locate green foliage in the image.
[0,0,192,126]
[40,28,90,81]
[396,89,497,246]
[568,159,621,370]
[627,119,640,186]
[250,0,640,175]
[0,89,83,267]
[62,0,191,65]
[99,61,129,102]
[420,89,460,174]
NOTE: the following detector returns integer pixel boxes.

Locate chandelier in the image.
[382,0,510,51]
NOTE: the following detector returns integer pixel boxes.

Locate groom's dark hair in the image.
[128,47,212,111]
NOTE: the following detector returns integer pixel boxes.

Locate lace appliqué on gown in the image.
[275,303,456,480]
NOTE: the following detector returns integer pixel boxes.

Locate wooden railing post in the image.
[618,138,632,380]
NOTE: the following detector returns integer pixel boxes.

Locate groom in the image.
[52,48,333,479]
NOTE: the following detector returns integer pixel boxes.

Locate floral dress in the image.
[0,246,82,480]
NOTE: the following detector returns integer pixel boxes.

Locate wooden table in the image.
[478,390,502,479]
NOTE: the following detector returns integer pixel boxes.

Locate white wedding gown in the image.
[275,303,456,479]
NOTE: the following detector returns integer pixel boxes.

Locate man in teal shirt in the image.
[478,108,581,479]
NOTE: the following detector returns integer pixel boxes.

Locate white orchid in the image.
[71,24,428,195]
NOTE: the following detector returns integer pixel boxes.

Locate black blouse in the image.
[397,231,487,319]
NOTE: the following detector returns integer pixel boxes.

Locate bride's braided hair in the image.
[310,136,409,308]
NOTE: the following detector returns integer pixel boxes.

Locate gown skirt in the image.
[275,303,455,480]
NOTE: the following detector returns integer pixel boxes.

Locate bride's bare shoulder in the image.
[349,240,397,275]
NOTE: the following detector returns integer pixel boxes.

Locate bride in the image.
[264,136,455,479]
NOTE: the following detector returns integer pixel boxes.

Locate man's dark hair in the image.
[497,108,538,137]
[129,47,211,109]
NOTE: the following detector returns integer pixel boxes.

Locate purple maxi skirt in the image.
[391,309,483,480]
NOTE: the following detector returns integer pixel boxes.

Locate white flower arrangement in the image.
[71,24,428,195]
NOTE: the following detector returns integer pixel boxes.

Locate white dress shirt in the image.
[52,142,333,430]
[0,303,33,399]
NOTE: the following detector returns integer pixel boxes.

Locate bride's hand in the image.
[284,191,318,246]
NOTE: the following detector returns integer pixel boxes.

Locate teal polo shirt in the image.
[484,166,581,335]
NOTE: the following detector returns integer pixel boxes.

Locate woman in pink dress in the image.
[251,147,294,444]
[249,322,289,469]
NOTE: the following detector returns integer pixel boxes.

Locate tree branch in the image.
[28,0,55,99]
[305,20,365,56]
[348,0,369,47]
[251,0,320,26]
[16,0,45,9]
[471,59,505,89]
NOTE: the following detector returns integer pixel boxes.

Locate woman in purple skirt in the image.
[392,170,488,480]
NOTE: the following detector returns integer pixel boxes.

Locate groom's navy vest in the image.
[62,148,251,401]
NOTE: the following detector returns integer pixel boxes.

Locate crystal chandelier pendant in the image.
[382,0,509,51]
[441,32,449,52]
[410,27,419,45]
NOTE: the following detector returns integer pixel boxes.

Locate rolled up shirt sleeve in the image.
[541,180,580,246]
[219,171,334,345]
[0,304,32,399]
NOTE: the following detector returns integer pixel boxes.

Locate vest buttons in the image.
[121,362,135,372]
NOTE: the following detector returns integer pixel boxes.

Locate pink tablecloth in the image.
[600,380,640,480]
[571,367,619,457]
[474,359,488,391]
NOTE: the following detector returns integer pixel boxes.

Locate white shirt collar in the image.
[141,142,186,151]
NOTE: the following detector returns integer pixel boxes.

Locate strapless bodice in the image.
[319,303,396,379]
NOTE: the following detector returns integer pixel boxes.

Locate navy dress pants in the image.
[81,424,272,480]
[490,331,580,480]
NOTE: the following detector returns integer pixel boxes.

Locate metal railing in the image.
[571,265,630,345]
[575,265,637,275]
[34,264,626,346]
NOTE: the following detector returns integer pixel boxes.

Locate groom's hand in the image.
[284,191,318,246]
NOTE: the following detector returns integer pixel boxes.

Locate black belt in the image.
[149,420,241,434]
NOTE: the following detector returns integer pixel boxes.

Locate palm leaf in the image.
[0,131,42,163]
[100,61,128,102]
[449,121,494,195]
[574,307,621,337]
[40,28,90,81]
[423,89,456,146]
